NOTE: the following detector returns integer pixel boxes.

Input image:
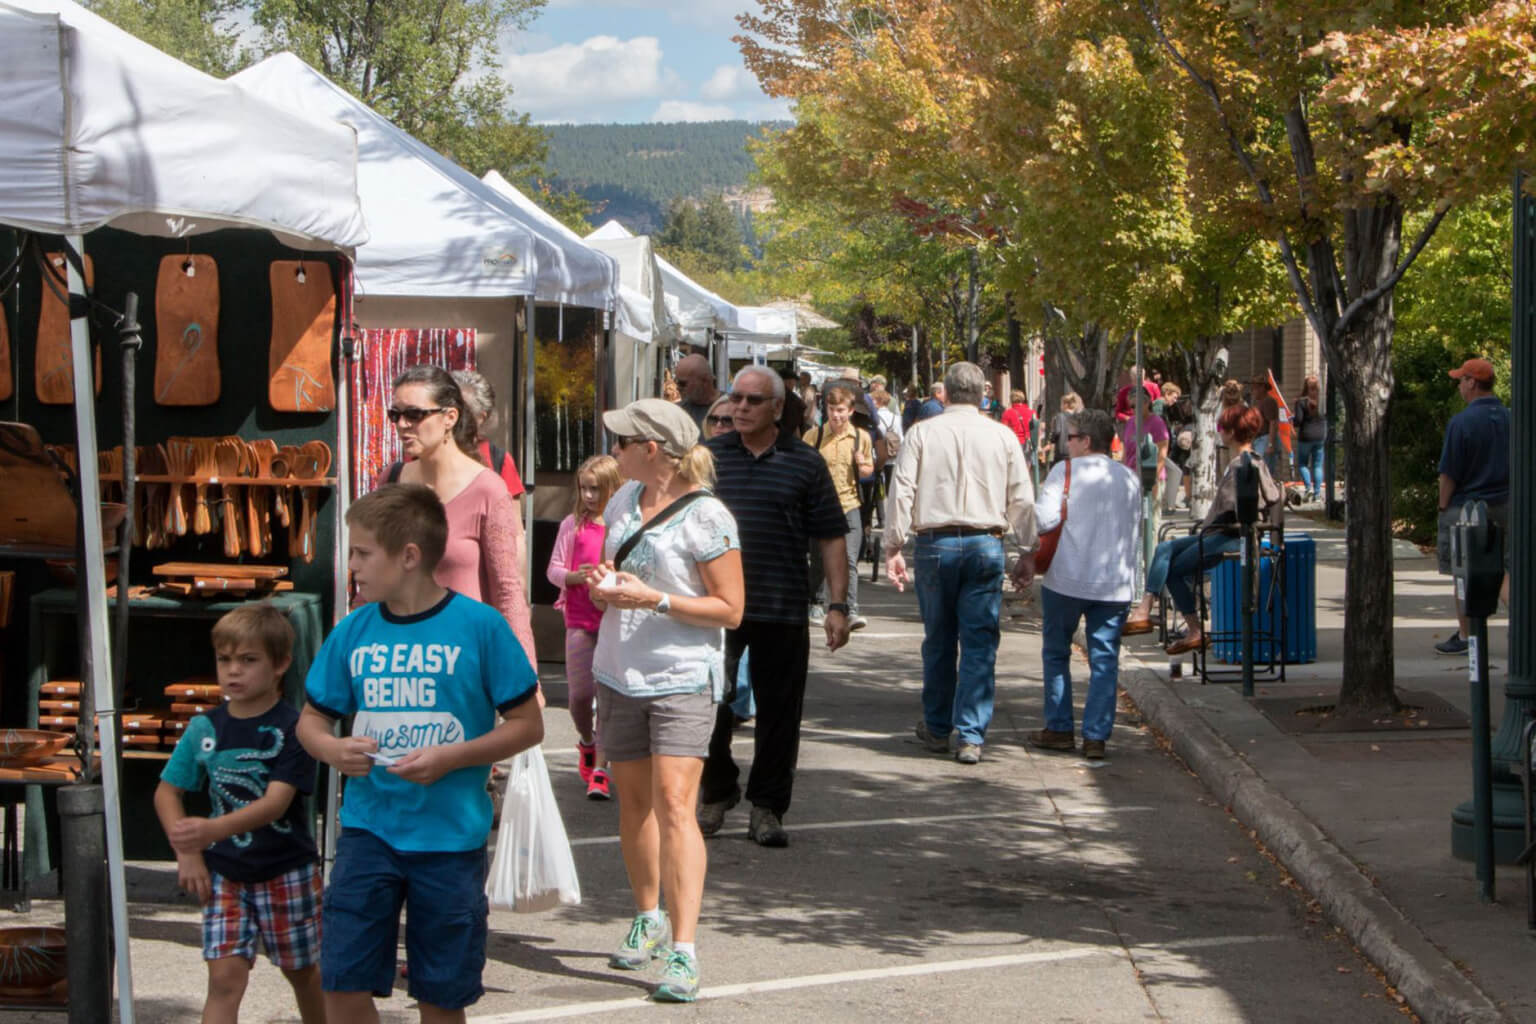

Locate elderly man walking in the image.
[700,366,852,846]
[674,353,721,432]
[884,363,1035,764]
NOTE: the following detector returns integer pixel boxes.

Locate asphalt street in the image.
[5,573,1405,1023]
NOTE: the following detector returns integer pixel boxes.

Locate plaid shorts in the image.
[203,862,322,969]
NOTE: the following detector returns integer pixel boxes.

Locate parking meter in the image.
[1138,435,1160,491]
[1235,452,1259,526]
[1453,499,1503,902]
[1453,501,1504,621]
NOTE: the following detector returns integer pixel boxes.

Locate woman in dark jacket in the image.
[1292,375,1326,501]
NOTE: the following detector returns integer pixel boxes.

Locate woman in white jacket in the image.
[1023,408,1142,760]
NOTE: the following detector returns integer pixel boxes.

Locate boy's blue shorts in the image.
[322,827,488,1010]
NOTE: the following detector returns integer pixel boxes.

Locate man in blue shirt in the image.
[1435,357,1510,655]
[916,381,946,423]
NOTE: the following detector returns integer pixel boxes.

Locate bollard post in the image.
[1451,501,1503,900]
[1233,453,1261,698]
[57,784,111,1023]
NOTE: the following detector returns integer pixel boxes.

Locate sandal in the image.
[1165,633,1210,656]
[1122,617,1154,635]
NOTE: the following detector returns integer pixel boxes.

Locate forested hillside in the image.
[544,121,786,233]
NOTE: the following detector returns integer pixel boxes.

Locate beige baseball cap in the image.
[602,399,700,456]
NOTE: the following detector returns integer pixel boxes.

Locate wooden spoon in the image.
[250,439,278,555]
[274,445,301,529]
[299,441,331,564]
[214,440,241,557]
[193,438,218,535]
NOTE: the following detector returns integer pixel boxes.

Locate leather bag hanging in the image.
[1033,459,1071,574]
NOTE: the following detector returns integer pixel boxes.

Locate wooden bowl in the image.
[0,926,66,992]
[0,730,71,767]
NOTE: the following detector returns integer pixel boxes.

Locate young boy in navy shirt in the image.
[298,483,542,1022]
[154,602,324,1024]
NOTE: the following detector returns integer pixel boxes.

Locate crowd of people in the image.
[154,351,1508,1021]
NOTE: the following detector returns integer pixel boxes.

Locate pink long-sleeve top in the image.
[373,466,538,666]
[544,514,605,633]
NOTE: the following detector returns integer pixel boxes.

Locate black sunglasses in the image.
[387,406,447,425]
[727,391,772,406]
[706,414,734,426]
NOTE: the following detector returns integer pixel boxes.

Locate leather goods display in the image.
[34,252,99,404]
[267,260,336,413]
[153,254,220,406]
[1033,459,1071,574]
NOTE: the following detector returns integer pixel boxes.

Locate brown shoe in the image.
[1082,740,1105,760]
[1165,632,1210,656]
[1122,617,1154,636]
[1028,729,1075,752]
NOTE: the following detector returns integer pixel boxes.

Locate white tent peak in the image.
[233,53,617,308]
[0,0,367,249]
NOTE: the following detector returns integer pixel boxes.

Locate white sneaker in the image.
[849,614,868,631]
[809,606,826,625]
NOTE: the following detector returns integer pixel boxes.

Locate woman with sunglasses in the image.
[703,395,735,439]
[379,365,537,666]
[585,399,744,1002]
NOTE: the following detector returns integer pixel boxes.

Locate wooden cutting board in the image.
[35,252,99,405]
[153,254,220,406]
[0,310,11,401]
[268,260,336,413]
[152,562,288,580]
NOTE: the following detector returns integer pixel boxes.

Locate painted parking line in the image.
[566,807,1157,848]
[468,934,1284,1022]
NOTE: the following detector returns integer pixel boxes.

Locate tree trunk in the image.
[1331,308,1399,714]
[1182,334,1227,520]
[965,246,980,363]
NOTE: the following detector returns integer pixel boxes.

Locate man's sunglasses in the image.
[706,414,734,426]
[387,406,446,425]
[727,392,772,406]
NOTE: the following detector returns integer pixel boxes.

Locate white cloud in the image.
[502,35,681,118]
[650,100,738,122]
[699,64,757,101]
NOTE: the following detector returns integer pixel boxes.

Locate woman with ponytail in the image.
[584,398,743,1003]
[378,365,538,665]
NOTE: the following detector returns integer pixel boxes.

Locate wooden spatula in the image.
[35,253,99,405]
[214,440,241,557]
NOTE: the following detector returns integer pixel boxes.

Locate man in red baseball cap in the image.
[1435,357,1509,654]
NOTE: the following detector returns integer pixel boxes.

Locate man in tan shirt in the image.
[884,362,1035,764]
[805,381,875,630]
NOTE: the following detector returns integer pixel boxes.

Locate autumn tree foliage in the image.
[741,0,1536,713]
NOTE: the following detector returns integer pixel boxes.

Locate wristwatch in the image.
[654,593,672,615]
[827,602,850,616]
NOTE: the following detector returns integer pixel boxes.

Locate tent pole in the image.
[65,235,135,1022]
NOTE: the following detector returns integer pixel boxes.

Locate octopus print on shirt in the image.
[160,701,319,883]
[306,591,538,852]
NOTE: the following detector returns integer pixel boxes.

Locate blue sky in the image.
[500,0,793,124]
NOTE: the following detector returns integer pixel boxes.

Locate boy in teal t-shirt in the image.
[299,484,543,1020]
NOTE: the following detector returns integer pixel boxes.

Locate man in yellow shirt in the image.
[805,382,874,630]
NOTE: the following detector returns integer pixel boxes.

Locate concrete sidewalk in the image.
[1115,511,1530,1024]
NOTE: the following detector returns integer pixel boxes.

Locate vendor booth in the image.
[0,0,367,1016]
[231,55,630,661]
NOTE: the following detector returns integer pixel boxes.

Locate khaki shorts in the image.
[1436,502,1508,575]
[596,686,716,762]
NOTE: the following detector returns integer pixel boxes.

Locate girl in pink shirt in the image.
[546,454,623,799]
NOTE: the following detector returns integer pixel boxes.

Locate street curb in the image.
[1117,656,1510,1024]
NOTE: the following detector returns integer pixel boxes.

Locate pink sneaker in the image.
[586,767,611,800]
[577,742,596,784]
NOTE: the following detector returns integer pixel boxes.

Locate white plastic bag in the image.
[486,746,582,912]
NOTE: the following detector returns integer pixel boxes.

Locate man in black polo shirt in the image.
[700,365,851,847]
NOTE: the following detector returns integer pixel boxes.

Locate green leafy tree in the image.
[84,0,245,75]
[657,194,749,276]
[249,0,548,178]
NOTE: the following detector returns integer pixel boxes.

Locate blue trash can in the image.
[1210,532,1317,664]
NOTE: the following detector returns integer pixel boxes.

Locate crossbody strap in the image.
[614,491,708,572]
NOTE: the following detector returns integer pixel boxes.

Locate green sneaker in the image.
[609,913,670,970]
[652,949,700,1002]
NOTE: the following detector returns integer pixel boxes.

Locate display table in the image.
[22,589,323,880]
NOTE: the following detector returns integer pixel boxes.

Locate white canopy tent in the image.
[581,227,679,403]
[0,3,368,1020]
[233,54,618,311]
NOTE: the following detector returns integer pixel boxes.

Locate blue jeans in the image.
[1145,533,1240,614]
[914,534,1005,746]
[1041,587,1127,741]
[1296,440,1324,495]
